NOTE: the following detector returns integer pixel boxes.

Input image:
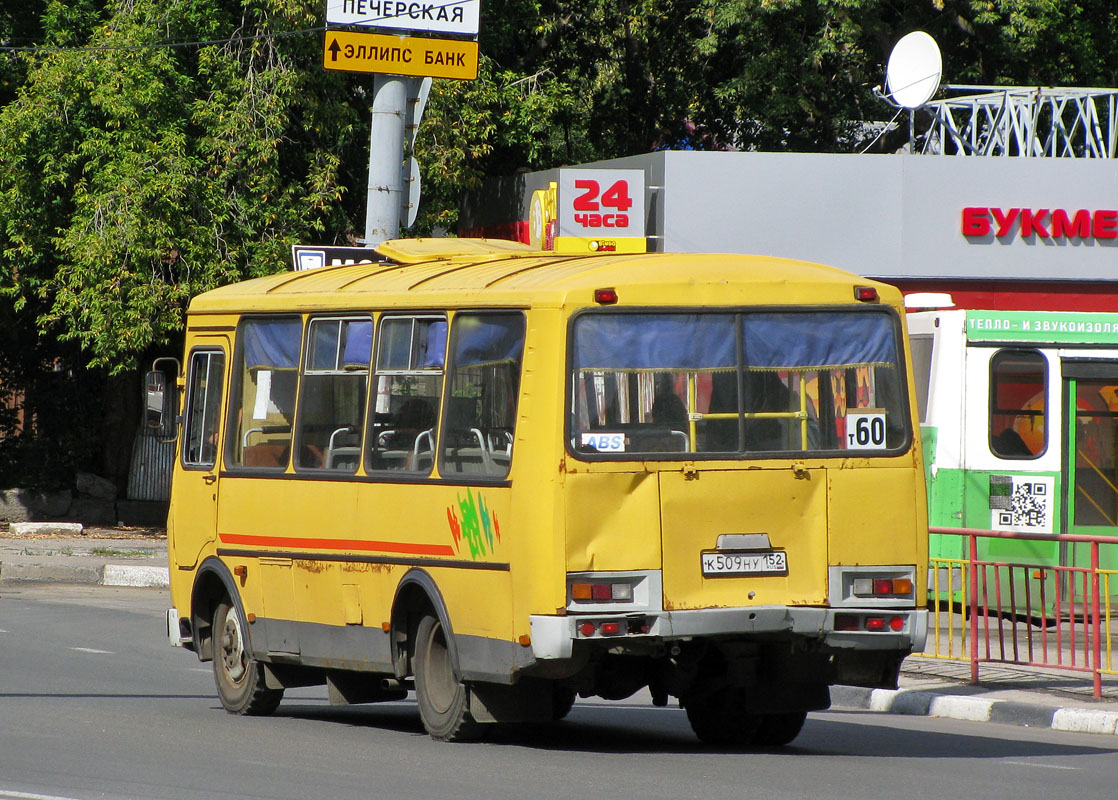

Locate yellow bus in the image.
[157,238,928,746]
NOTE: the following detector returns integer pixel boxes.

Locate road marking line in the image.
[0,789,87,800]
[68,647,113,655]
[1002,761,1080,771]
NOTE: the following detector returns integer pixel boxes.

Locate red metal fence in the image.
[927,526,1118,698]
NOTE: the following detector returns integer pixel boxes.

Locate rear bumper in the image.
[529,605,928,661]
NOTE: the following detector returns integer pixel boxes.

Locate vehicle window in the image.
[570,310,908,458]
[439,313,526,479]
[226,316,302,469]
[182,350,225,468]
[366,315,446,473]
[909,334,933,423]
[294,317,372,472]
[989,349,1046,458]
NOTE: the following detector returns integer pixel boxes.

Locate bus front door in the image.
[1062,361,1118,606]
[173,340,230,570]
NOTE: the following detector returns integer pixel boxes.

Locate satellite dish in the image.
[885,31,942,109]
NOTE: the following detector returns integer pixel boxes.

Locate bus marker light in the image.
[873,579,894,595]
[852,578,873,596]
[854,286,878,302]
[865,617,887,631]
[518,634,532,647]
[594,288,619,305]
[834,614,859,631]
[611,583,633,602]
[889,616,906,631]
[892,578,914,595]
[600,621,623,636]
[571,583,593,601]
[591,584,612,600]
[579,622,597,637]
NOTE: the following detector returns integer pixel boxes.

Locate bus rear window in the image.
[569,310,908,457]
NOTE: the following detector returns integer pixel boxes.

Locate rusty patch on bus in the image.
[295,559,330,574]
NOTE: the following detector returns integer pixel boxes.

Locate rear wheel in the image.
[551,685,577,721]
[684,688,760,746]
[753,711,807,747]
[413,613,485,741]
[213,599,283,716]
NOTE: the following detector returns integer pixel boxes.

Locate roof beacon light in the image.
[594,288,619,305]
[854,286,878,302]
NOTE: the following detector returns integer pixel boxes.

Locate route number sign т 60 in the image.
[557,169,645,241]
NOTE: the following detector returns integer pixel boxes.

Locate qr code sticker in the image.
[990,475,1053,533]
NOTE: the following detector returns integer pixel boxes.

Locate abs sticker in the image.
[846,410,887,449]
[582,432,626,452]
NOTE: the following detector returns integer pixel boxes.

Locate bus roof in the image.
[187,239,900,315]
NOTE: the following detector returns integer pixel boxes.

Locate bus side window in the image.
[294,317,371,472]
[366,315,446,473]
[989,349,1046,459]
[226,316,302,470]
[182,349,225,468]
[440,313,526,479]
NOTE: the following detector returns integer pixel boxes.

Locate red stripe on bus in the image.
[218,532,456,557]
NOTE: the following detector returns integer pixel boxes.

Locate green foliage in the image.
[0,0,365,374]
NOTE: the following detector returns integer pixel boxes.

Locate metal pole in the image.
[364,74,407,246]
[969,532,979,683]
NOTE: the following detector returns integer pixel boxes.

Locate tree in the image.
[0,0,366,486]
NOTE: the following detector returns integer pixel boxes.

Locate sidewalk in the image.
[2,524,1117,736]
[0,523,169,588]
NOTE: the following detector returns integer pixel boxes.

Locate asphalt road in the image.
[1,585,1116,800]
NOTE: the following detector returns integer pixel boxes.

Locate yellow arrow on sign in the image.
[323,30,478,81]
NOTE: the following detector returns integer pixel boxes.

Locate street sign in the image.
[326,0,481,37]
[404,77,432,153]
[400,156,421,229]
[291,245,379,271]
[323,30,479,80]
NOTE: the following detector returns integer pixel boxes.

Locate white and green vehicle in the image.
[908,306,1118,610]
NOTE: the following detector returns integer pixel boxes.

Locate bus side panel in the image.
[212,478,515,674]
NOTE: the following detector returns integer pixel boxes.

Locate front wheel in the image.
[413,613,485,741]
[213,599,283,716]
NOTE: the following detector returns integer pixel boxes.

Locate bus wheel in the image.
[684,688,759,746]
[413,614,485,742]
[552,685,577,721]
[753,711,807,747]
[213,599,283,716]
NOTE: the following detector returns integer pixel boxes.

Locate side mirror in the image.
[145,371,167,429]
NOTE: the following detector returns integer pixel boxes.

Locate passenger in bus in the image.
[651,390,687,428]
[992,427,1033,458]
[389,398,436,448]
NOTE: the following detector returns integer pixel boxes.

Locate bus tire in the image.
[213,599,283,716]
[684,688,760,746]
[413,613,485,742]
[753,711,807,747]
[552,685,577,721]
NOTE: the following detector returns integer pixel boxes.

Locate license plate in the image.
[701,550,788,577]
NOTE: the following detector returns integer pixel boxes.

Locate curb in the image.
[830,685,1118,736]
[0,562,169,588]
